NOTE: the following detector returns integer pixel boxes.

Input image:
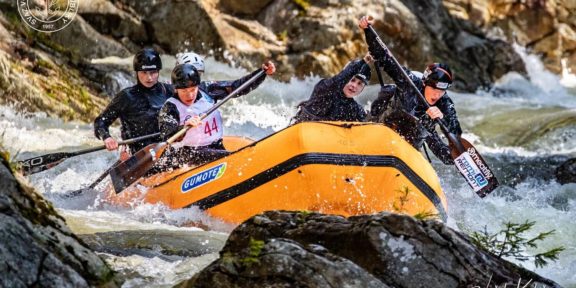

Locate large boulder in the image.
[0,157,116,287]
[179,238,390,288]
[446,0,576,74]
[78,0,148,50]
[109,0,525,90]
[48,15,131,60]
[181,211,561,288]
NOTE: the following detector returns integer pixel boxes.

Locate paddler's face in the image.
[177,86,199,106]
[424,85,446,105]
[137,70,159,88]
[343,77,366,98]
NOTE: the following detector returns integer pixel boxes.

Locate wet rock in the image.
[0,158,116,287]
[219,0,273,16]
[48,15,131,60]
[0,42,108,122]
[482,154,571,187]
[556,158,576,184]
[78,62,134,97]
[79,229,227,260]
[78,0,148,48]
[110,0,524,90]
[446,0,575,76]
[178,238,388,288]
[183,211,561,288]
[140,0,284,72]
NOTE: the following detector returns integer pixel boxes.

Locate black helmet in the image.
[353,63,372,85]
[171,64,201,89]
[423,63,452,90]
[133,48,162,71]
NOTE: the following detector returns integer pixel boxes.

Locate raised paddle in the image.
[366,24,499,197]
[109,69,266,194]
[17,133,161,176]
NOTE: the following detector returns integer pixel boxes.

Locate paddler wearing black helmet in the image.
[150,60,276,174]
[359,16,462,165]
[94,48,174,158]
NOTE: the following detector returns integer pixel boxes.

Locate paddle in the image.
[366,24,499,197]
[61,160,121,198]
[109,69,267,194]
[17,133,160,176]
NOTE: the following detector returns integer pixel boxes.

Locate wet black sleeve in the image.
[323,59,366,90]
[425,132,454,165]
[363,28,389,62]
[369,85,396,119]
[158,101,185,141]
[441,97,463,136]
[203,69,267,101]
[418,114,436,132]
[94,91,128,140]
[420,97,463,135]
[363,28,418,94]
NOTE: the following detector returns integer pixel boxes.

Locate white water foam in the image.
[2,51,576,286]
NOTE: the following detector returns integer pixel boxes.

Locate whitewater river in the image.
[1,47,575,287]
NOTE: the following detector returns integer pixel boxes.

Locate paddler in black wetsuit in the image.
[359,16,463,165]
[94,48,174,160]
[292,53,374,123]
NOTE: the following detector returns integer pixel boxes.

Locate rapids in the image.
[1,49,575,286]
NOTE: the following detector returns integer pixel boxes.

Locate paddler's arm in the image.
[425,132,454,165]
[158,101,185,141]
[359,16,419,94]
[204,61,276,101]
[94,90,128,150]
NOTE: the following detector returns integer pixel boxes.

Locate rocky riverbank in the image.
[0,156,116,287]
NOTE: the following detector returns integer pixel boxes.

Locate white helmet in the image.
[176,52,205,73]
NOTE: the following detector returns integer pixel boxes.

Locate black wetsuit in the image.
[151,69,267,172]
[364,29,462,164]
[94,82,174,154]
[293,59,368,123]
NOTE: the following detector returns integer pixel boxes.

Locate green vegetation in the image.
[0,134,20,172]
[296,210,312,223]
[413,211,439,221]
[240,237,265,266]
[291,0,310,14]
[0,148,12,169]
[277,30,289,43]
[470,221,565,268]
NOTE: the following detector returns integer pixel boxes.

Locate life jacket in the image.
[165,91,224,148]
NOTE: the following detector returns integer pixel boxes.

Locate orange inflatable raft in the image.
[105,122,448,224]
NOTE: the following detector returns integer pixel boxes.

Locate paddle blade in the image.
[18,153,70,176]
[451,138,499,197]
[109,143,167,193]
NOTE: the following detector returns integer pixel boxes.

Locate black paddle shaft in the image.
[366,24,498,197]
[18,133,160,176]
[367,25,465,153]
